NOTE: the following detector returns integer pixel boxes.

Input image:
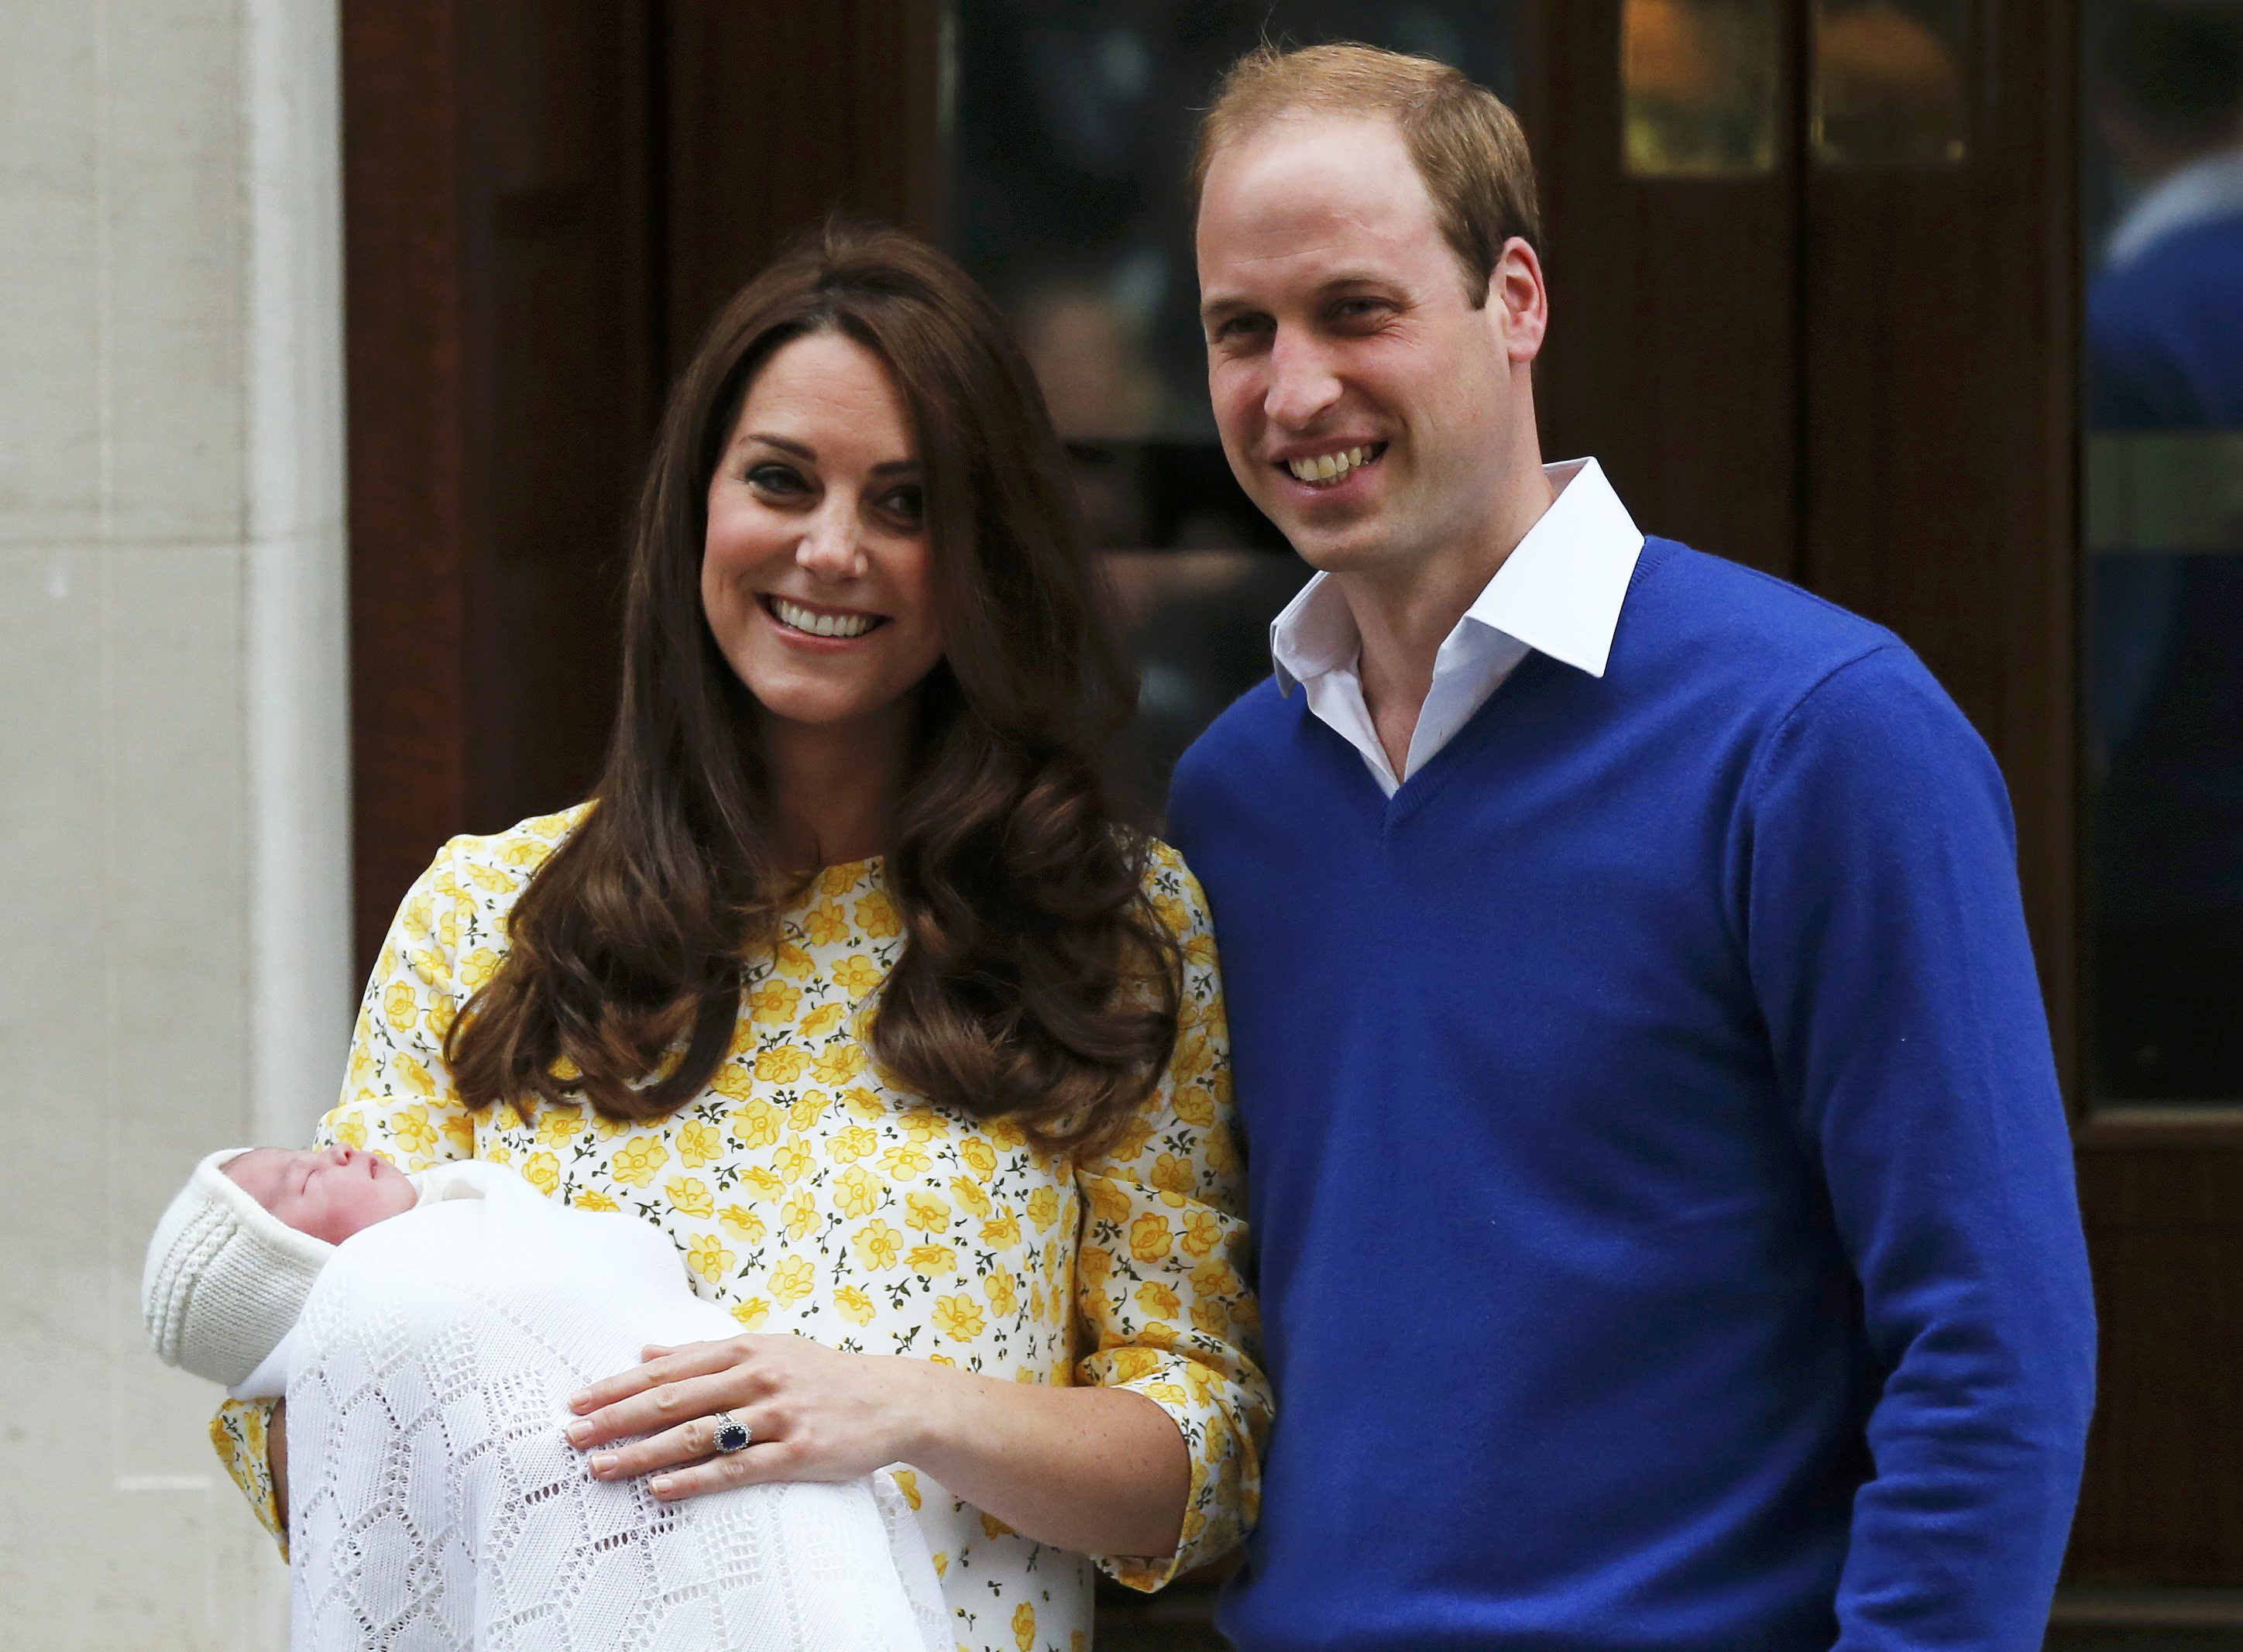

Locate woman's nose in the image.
[795,503,867,580]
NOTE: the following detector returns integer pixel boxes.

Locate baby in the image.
[143,1145,946,1652]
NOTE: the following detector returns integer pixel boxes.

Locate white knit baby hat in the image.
[142,1149,335,1387]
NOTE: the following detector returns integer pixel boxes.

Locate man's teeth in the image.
[1286,445,1377,484]
[772,598,876,638]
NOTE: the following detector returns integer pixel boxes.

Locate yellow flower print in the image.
[536,1106,584,1147]
[424,997,457,1042]
[781,1190,818,1241]
[383,982,419,1032]
[1026,1186,1060,1230]
[1145,1380,1190,1406]
[907,1243,955,1274]
[1079,1245,1113,1286]
[459,948,500,991]
[440,1113,476,1155]
[831,1125,878,1163]
[816,864,861,898]
[711,1063,754,1102]
[465,864,513,895]
[842,1086,886,1122]
[687,1235,735,1283]
[730,1297,771,1330]
[1190,1259,1238,1297]
[984,1272,1018,1317]
[407,947,446,985]
[718,1203,767,1244]
[498,836,544,869]
[789,1089,830,1129]
[854,891,902,939]
[979,1211,1022,1249]
[932,1294,986,1342]
[1185,931,1217,969]
[1173,1082,1216,1128]
[1204,1130,1238,1176]
[1191,1297,1230,1338]
[1139,1321,1180,1351]
[948,1176,992,1218]
[394,1054,438,1097]
[981,1512,1015,1539]
[1150,1152,1196,1195]
[524,811,569,840]
[959,1137,998,1178]
[878,1144,930,1179]
[331,1111,368,1151]
[799,1001,845,1038]
[831,954,882,998]
[852,1220,902,1271]
[1013,1602,1036,1652]
[610,1137,669,1189]
[1180,1207,1224,1258]
[769,1255,815,1303]
[1108,1347,1161,1382]
[665,1176,715,1218]
[753,1046,809,1084]
[748,979,801,1025]
[988,1118,1027,1150]
[895,1106,943,1142]
[572,1189,618,1213]
[833,1166,882,1218]
[804,903,851,946]
[1109,1116,1155,1161]
[891,1468,922,1510]
[1030,1284,1047,1320]
[1128,1212,1172,1262]
[905,1192,950,1233]
[1135,1280,1183,1321]
[1087,1183,1131,1227]
[392,1106,438,1159]
[773,940,815,979]
[772,1140,814,1183]
[729,1099,783,1149]
[835,1286,876,1326]
[493,1101,526,1132]
[812,1043,866,1085]
[522,1152,561,1195]
[678,1119,720,1168]
[738,1164,785,1200]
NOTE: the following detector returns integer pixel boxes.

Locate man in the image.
[1166,43,2096,1652]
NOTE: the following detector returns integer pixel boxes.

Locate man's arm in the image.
[1740,645,2097,1651]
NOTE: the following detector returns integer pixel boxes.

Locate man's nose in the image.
[795,500,868,581]
[1263,332,1343,429]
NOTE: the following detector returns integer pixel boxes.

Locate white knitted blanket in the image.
[282,1163,948,1652]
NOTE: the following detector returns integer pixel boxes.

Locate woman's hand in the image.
[563,1335,939,1502]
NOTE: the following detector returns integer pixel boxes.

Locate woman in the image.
[213,223,1269,1650]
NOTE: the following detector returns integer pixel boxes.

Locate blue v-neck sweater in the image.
[1167,539,2095,1652]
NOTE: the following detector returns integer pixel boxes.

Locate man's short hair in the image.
[1191,41,1543,307]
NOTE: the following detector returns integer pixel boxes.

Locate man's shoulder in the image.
[1627,538,1907,696]
[1170,676,1293,799]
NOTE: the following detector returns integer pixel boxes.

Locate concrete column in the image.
[0,0,349,1644]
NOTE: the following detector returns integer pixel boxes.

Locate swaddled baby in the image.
[143,1145,947,1652]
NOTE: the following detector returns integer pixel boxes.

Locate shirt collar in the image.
[1270,456,1645,694]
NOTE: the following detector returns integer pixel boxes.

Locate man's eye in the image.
[1214,314,1270,342]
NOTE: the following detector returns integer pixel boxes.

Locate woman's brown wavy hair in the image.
[445,222,1180,1156]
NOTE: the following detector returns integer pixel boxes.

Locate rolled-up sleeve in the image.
[1073,844,1272,1591]
[211,840,486,1551]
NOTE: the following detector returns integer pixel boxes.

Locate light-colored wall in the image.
[0,1,350,1644]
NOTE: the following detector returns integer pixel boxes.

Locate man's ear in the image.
[1489,237,1548,366]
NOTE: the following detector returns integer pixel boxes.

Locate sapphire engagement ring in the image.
[710,1411,753,1453]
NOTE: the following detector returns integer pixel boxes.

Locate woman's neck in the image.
[757,703,912,869]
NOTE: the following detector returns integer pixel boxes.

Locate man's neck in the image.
[1341,459,1558,778]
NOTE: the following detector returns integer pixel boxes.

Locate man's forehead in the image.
[1197,113,1444,289]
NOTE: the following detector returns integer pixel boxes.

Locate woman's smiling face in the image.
[701,329,945,740]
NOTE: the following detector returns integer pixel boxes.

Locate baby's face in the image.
[225,1145,417,1244]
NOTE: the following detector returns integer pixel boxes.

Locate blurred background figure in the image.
[2082,0,2243,1100]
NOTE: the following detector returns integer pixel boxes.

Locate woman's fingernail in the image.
[565,1420,593,1446]
[589,1453,616,1477]
[650,1475,673,1497]
[566,1391,591,1412]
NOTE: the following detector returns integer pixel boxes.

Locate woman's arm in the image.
[563,1334,1190,1558]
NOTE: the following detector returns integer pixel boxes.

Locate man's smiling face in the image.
[1197,112,1529,580]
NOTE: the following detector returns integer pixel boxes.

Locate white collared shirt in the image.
[1268,456,1645,796]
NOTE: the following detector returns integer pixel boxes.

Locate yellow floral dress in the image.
[211,807,1269,1652]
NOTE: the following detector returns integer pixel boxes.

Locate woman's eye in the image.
[881,486,925,525]
[747,463,808,495]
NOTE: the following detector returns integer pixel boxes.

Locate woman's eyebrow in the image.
[743,432,816,460]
